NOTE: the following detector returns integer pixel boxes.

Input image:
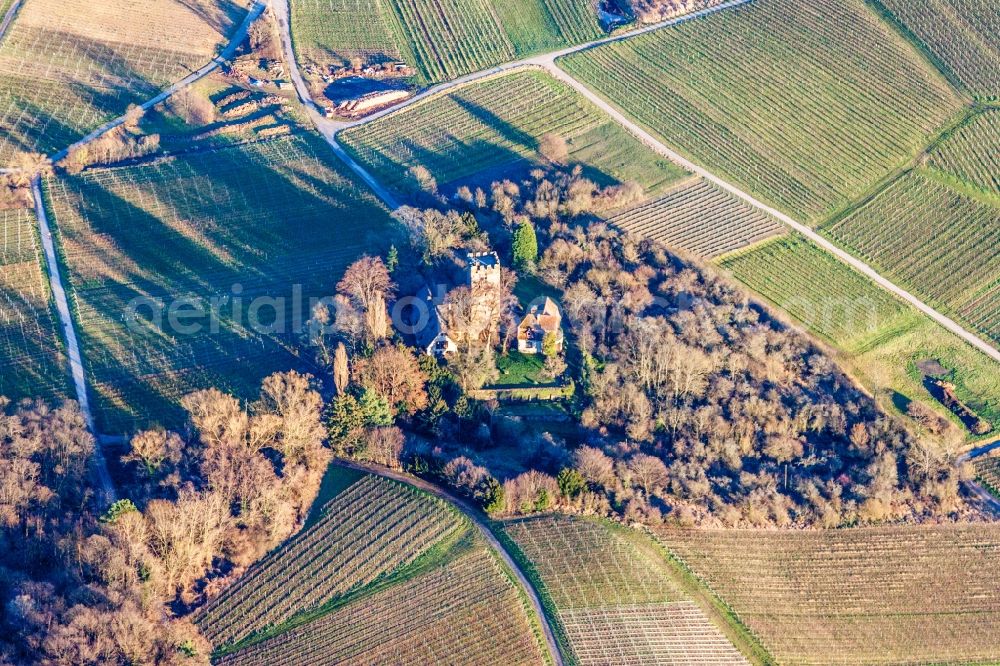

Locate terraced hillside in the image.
[196,474,467,647]
[292,0,604,84]
[662,526,1000,664]
[502,515,748,665]
[340,69,686,198]
[610,178,785,258]
[876,0,999,98]
[0,207,67,400]
[216,546,545,665]
[823,169,1000,348]
[721,234,1000,430]
[42,134,394,431]
[205,473,547,665]
[560,0,963,222]
[0,0,247,161]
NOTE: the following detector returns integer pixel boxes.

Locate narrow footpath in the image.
[16,1,266,502]
[31,176,115,506]
[49,0,267,164]
[0,0,23,44]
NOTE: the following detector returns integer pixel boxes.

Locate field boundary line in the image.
[540,62,1000,364]
[31,176,115,505]
[333,458,566,666]
[48,0,267,164]
[861,0,969,100]
[818,104,976,232]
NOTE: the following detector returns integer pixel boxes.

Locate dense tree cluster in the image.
[1,158,976,661]
[0,371,328,664]
[0,398,205,664]
[379,167,966,527]
[544,222,961,526]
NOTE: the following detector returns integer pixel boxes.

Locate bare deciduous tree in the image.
[333,342,350,395]
[353,345,429,416]
[538,132,569,165]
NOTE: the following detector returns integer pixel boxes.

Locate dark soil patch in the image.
[916,358,950,377]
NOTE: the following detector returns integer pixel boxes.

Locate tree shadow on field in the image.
[50,168,259,430]
[453,98,537,155]
[0,286,70,402]
[2,23,164,156]
[53,30,162,96]
[2,92,90,159]
[382,136,526,203]
[52,136,405,431]
[176,0,246,36]
[892,391,913,415]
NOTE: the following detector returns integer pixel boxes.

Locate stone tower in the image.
[466,251,501,289]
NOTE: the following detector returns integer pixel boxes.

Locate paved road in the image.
[271,0,750,211]
[20,0,267,506]
[0,0,23,44]
[333,0,753,131]
[49,1,267,164]
[269,0,402,209]
[31,176,115,506]
[306,0,998,365]
[957,438,1000,515]
[539,62,1000,364]
[15,0,266,504]
[960,438,1000,462]
[335,459,565,666]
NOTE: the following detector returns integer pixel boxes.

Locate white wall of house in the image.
[518,338,542,354]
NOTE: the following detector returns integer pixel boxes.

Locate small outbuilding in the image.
[416,287,458,357]
[517,298,563,355]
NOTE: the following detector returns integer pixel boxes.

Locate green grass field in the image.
[0,207,68,401]
[339,69,687,199]
[494,351,550,389]
[501,515,749,665]
[0,0,246,162]
[823,169,999,348]
[292,0,603,84]
[661,526,1000,665]
[559,0,962,223]
[290,0,402,70]
[875,0,999,99]
[42,134,395,432]
[721,235,919,350]
[720,234,1000,431]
